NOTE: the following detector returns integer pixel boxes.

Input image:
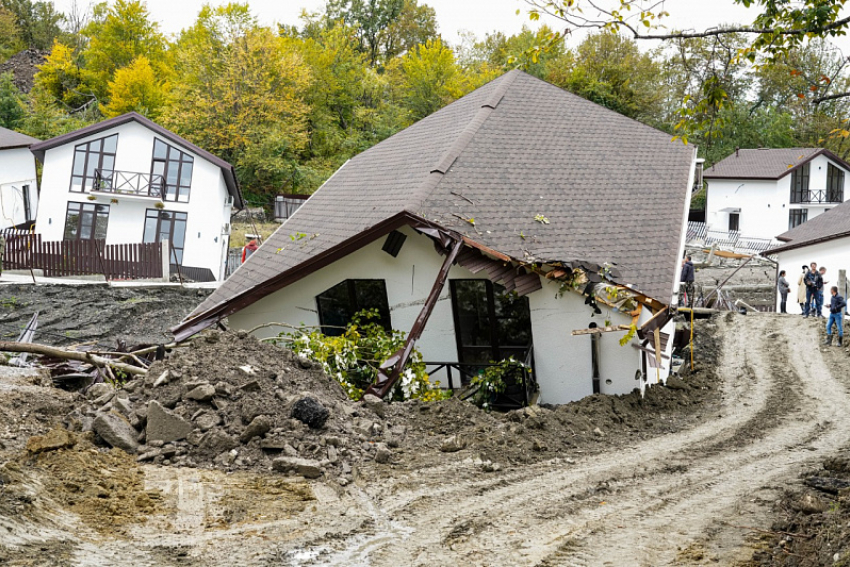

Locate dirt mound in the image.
[61,324,720,484]
[746,454,850,566]
[0,49,47,93]
[0,284,212,347]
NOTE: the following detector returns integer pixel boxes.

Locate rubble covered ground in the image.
[1,285,849,565]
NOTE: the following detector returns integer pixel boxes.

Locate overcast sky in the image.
[50,0,759,44]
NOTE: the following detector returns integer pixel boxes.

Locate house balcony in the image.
[790,188,843,205]
[92,169,165,201]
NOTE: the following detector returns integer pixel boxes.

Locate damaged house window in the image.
[316,280,392,336]
[450,280,532,366]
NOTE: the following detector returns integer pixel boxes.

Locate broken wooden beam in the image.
[572,325,631,336]
[0,341,147,376]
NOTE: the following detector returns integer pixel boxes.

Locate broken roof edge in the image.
[173,208,664,342]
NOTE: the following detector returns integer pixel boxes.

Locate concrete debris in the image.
[185,383,216,402]
[146,400,193,443]
[272,457,323,479]
[92,413,140,454]
[440,435,467,453]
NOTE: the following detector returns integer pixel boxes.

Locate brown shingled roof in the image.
[703,148,850,180]
[177,70,695,337]
[0,126,39,150]
[766,198,850,254]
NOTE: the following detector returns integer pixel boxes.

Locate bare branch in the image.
[0,341,147,375]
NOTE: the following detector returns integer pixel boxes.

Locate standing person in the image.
[804,262,819,317]
[777,270,790,314]
[816,267,828,318]
[680,255,695,307]
[825,286,846,346]
[797,265,809,315]
[241,239,259,263]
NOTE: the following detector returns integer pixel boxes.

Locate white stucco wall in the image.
[33,120,231,279]
[774,237,850,313]
[0,147,38,229]
[228,226,670,405]
[706,154,850,241]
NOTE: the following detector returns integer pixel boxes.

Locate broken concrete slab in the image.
[240,415,272,443]
[440,435,466,453]
[272,457,323,479]
[185,384,216,402]
[146,400,193,443]
[93,413,139,454]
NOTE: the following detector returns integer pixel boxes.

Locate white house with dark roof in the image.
[704,148,850,242]
[0,126,39,230]
[29,113,243,281]
[764,199,850,311]
[173,70,698,407]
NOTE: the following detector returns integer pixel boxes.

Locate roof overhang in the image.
[763,230,850,256]
[29,112,244,209]
[704,148,850,182]
[171,212,665,342]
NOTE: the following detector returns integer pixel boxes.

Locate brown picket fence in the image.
[3,233,162,280]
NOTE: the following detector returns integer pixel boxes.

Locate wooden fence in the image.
[3,233,163,280]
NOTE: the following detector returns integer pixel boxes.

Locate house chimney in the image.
[735,147,739,158]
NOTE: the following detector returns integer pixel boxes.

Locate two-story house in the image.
[0,126,39,231]
[29,113,243,281]
[704,148,850,242]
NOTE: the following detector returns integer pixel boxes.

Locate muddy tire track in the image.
[286,314,850,567]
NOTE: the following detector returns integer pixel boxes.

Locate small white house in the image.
[29,113,243,281]
[173,71,697,407]
[0,126,39,230]
[765,198,850,311]
[704,148,850,242]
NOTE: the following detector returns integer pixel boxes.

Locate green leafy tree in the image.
[390,38,470,121]
[31,41,99,112]
[0,71,25,127]
[164,3,311,201]
[546,31,663,121]
[0,7,23,60]
[101,55,167,118]
[81,0,168,102]
[0,0,64,50]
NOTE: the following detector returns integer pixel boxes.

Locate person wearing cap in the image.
[797,265,809,315]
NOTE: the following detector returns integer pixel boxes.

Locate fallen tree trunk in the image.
[0,341,147,376]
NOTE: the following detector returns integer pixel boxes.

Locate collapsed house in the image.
[173,70,697,406]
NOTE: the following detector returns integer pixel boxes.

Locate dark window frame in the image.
[789,208,808,229]
[790,163,810,204]
[22,184,31,221]
[150,138,194,203]
[142,208,188,264]
[63,201,110,240]
[316,279,392,336]
[728,212,740,232]
[449,279,533,365]
[827,163,844,202]
[70,134,118,193]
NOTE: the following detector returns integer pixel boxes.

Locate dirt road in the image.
[276,313,850,566]
[3,313,850,566]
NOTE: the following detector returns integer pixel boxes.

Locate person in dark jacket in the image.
[816,266,828,318]
[804,262,821,317]
[777,270,790,314]
[825,286,846,347]
[680,255,695,307]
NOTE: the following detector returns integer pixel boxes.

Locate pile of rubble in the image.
[36,327,719,485]
[60,331,396,484]
[0,49,48,93]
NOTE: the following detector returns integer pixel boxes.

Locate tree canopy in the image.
[3,0,850,206]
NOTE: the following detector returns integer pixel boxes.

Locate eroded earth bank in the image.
[1,312,849,566]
